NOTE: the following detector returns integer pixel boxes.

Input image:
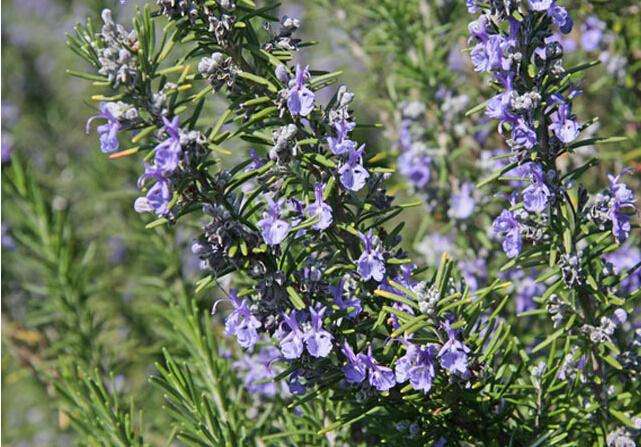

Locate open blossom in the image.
[134,165,172,216]
[357,230,385,282]
[286,64,315,117]
[341,341,368,384]
[492,209,522,258]
[305,183,332,230]
[395,343,439,393]
[234,347,282,397]
[338,145,369,192]
[278,310,305,359]
[257,197,290,246]
[86,102,123,153]
[341,343,396,391]
[522,163,551,213]
[580,16,605,52]
[327,117,356,155]
[549,99,580,144]
[220,290,262,350]
[604,244,641,295]
[511,119,537,149]
[303,306,333,358]
[607,174,636,243]
[154,116,182,174]
[438,321,470,377]
[397,148,431,190]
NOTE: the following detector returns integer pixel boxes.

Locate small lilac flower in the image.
[329,278,362,318]
[438,321,470,377]
[338,145,370,192]
[397,149,431,189]
[357,230,386,282]
[549,5,573,34]
[257,197,290,246]
[580,16,605,52]
[486,91,516,125]
[407,344,439,393]
[304,306,333,358]
[549,101,580,144]
[305,183,333,230]
[362,346,396,391]
[279,310,305,359]
[287,64,315,117]
[604,244,641,295]
[607,174,636,243]
[219,290,262,350]
[511,119,537,149]
[449,182,476,220]
[341,341,367,384]
[154,116,182,174]
[466,0,479,14]
[470,42,490,72]
[86,102,122,153]
[522,163,551,213]
[134,177,172,216]
[492,209,522,258]
[234,347,282,397]
[327,118,356,155]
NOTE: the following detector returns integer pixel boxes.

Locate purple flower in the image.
[470,42,490,72]
[395,343,438,393]
[438,322,470,377]
[304,306,333,358]
[513,271,545,312]
[449,182,476,220]
[511,119,537,149]
[134,175,172,216]
[522,163,551,213]
[219,290,262,350]
[86,102,122,153]
[492,209,522,258]
[234,347,282,397]
[338,145,370,192]
[549,101,580,144]
[362,346,396,391]
[287,64,315,117]
[329,278,362,318]
[305,183,333,230]
[580,16,605,52]
[279,310,305,359]
[341,341,368,384]
[486,92,516,125]
[154,116,182,174]
[341,343,396,392]
[466,0,479,14]
[257,197,290,246]
[327,118,356,155]
[607,174,636,243]
[604,244,641,295]
[397,149,431,189]
[549,5,573,34]
[357,230,385,282]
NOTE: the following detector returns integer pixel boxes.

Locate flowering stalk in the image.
[467,0,639,443]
